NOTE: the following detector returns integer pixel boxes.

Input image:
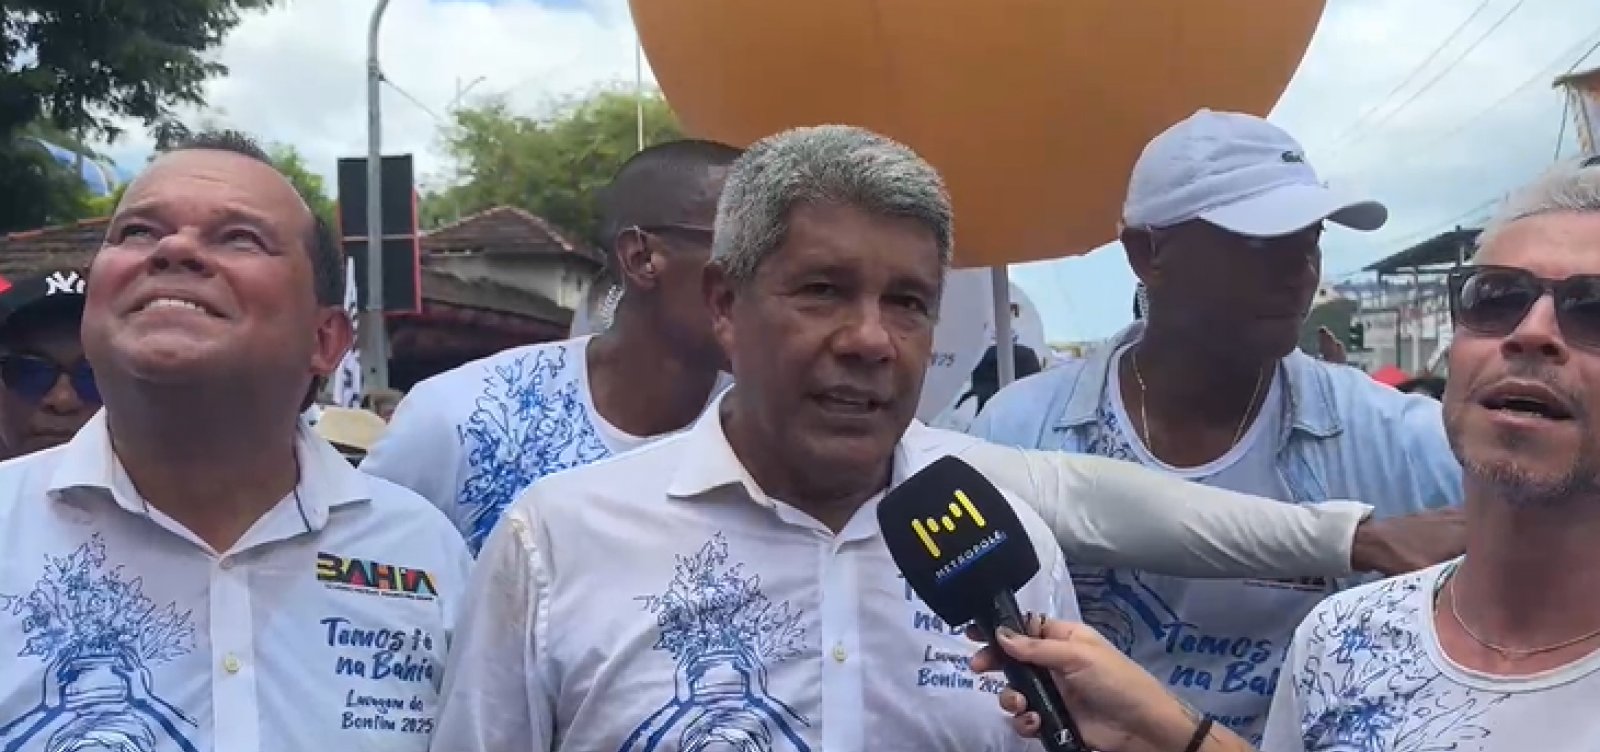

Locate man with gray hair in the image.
[431,123,1080,752]
[1256,154,1600,751]
[430,124,1459,751]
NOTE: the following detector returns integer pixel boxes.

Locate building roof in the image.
[419,264,570,324]
[0,218,108,276]
[1553,66,1600,88]
[1363,227,1481,276]
[0,211,583,326]
[422,206,602,265]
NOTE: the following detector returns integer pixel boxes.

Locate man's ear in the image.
[703,261,737,357]
[615,229,661,293]
[311,306,356,378]
[1120,226,1158,286]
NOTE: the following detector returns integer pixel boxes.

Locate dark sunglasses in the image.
[1450,265,1600,349]
[0,354,100,404]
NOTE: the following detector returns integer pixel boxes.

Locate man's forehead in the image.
[1477,211,1600,274]
[771,213,942,286]
[120,150,306,218]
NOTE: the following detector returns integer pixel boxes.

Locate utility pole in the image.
[362,0,392,393]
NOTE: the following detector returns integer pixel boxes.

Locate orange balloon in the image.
[632,1,1326,267]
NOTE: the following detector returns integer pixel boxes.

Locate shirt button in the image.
[219,557,235,570]
[223,654,242,674]
[832,645,848,662]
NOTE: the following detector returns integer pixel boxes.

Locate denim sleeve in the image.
[1395,395,1464,512]
[968,372,1055,448]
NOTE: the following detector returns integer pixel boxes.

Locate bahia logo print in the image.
[316,553,438,601]
[0,535,201,752]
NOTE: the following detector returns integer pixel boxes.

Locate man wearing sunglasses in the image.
[0,267,99,459]
[363,139,742,553]
[972,110,1464,744]
[1257,154,1600,751]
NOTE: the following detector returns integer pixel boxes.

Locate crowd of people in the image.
[0,105,1591,752]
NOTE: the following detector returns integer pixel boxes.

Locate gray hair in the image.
[1478,154,1600,253]
[711,125,954,285]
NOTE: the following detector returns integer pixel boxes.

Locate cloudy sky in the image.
[96,0,1600,342]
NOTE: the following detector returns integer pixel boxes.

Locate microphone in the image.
[879,455,1090,752]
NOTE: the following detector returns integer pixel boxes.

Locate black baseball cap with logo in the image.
[0,268,88,331]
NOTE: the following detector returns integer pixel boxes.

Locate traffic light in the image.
[1348,321,1367,351]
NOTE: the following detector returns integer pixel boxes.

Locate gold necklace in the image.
[1130,350,1266,456]
[1446,568,1600,659]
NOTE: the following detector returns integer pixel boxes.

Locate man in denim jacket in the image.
[971,110,1462,744]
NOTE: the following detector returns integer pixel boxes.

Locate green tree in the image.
[0,0,277,232]
[268,144,337,229]
[422,87,684,242]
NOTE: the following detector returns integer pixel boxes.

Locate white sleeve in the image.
[956,442,1373,578]
[1259,630,1310,752]
[430,503,554,752]
[362,383,463,520]
[1043,528,1082,623]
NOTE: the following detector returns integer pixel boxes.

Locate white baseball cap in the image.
[1122,109,1387,238]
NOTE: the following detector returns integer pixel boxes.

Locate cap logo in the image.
[44,270,85,296]
[1281,151,1305,164]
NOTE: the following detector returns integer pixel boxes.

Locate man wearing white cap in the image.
[972,109,1463,743]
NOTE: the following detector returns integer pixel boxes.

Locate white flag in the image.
[330,259,363,408]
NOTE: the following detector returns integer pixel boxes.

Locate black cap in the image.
[0,269,87,329]
[878,456,1039,626]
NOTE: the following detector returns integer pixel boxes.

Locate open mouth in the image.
[1480,383,1574,422]
[137,296,221,317]
[813,388,886,415]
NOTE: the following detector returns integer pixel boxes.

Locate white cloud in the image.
[100,0,651,190]
[92,0,1600,341]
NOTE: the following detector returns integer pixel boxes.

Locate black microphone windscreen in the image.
[879,455,1040,627]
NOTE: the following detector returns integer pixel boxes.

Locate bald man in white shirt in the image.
[0,130,469,752]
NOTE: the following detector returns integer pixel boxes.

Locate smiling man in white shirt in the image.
[0,130,470,752]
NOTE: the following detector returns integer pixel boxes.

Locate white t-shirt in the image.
[430,391,1082,752]
[0,412,472,752]
[362,336,705,553]
[1068,345,1335,744]
[1263,560,1600,751]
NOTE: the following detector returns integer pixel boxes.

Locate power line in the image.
[1331,0,1531,155]
[1325,0,1495,148]
[1555,88,1573,160]
[1381,196,1501,253]
[381,76,443,123]
[1367,23,1600,173]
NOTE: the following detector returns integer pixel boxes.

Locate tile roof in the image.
[421,206,602,264]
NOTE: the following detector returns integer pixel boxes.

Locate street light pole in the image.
[362,0,392,393]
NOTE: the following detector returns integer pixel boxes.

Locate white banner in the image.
[918,269,1055,424]
[918,270,992,422]
[330,259,363,408]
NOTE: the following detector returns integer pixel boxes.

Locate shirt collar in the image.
[47,410,370,529]
[666,387,919,504]
[1054,321,1342,439]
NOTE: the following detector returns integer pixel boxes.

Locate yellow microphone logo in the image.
[911,489,988,558]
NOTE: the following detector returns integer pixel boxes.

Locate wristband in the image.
[1182,716,1213,752]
